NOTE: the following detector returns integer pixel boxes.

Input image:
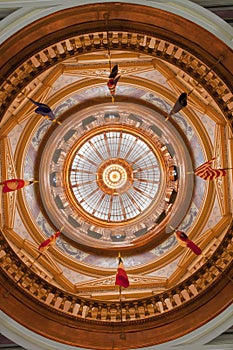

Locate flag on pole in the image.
[175,230,202,255]
[107,64,121,98]
[0,179,35,193]
[196,167,226,180]
[109,64,118,79]
[194,158,215,173]
[29,98,61,124]
[194,158,227,180]
[115,255,129,288]
[38,231,61,252]
[169,92,188,116]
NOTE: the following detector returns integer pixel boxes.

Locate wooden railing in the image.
[0,226,232,323]
[0,31,232,123]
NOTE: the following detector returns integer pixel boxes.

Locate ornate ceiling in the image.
[0,1,232,349]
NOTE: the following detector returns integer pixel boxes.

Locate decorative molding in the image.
[75,274,167,292]
[0,137,17,228]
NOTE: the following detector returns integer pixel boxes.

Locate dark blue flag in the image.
[29,98,61,124]
[169,92,188,117]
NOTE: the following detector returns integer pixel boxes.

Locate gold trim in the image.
[96,158,133,195]
[63,124,166,228]
[0,21,229,278]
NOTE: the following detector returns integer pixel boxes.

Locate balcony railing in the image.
[0,225,232,323]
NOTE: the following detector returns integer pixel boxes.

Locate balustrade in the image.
[0,246,226,326]
[0,31,232,123]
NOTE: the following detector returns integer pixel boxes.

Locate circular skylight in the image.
[69,130,161,222]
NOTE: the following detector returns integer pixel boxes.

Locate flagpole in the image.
[4,229,61,298]
[104,13,112,72]
[51,118,62,125]
[119,285,126,340]
[117,251,125,339]
[15,251,43,285]
[115,252,129,339]
[104,13,116,104]
[172,228,233,283]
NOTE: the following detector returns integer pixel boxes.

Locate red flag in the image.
[115,256,129,288]
[195,167,226,180]
[194,158,215,172]
[0,179,34,193]
[175,230,202,255]
[194,158,226,180]
[38,231,60,252]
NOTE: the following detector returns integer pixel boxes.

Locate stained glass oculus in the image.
[70,130,161,222]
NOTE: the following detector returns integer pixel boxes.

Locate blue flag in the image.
[29,98,56,121]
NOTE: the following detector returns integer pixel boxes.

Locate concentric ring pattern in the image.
[70,130,161,222]
[0,3,232,348]
[39,103,194,250]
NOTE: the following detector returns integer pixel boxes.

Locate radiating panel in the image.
[70,130,161,222]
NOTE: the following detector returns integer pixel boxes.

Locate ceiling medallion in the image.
[97,159,133,194]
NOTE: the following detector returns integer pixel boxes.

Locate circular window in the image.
[69,130,161,223]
